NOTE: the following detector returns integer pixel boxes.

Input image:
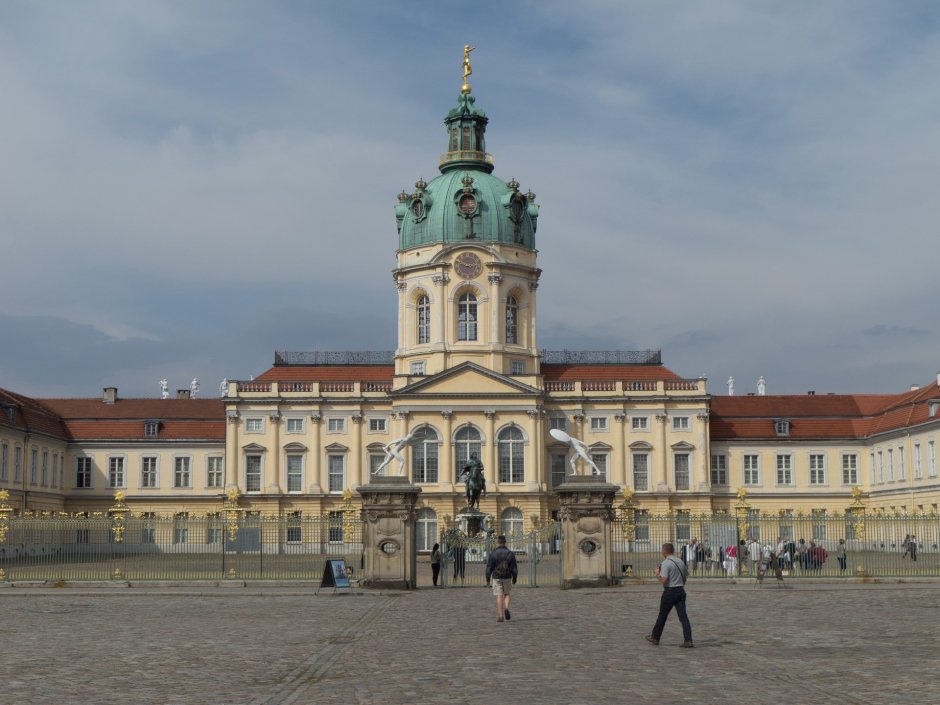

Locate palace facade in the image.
[2,79,939,548]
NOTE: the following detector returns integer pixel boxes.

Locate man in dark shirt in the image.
[485,535,518,622]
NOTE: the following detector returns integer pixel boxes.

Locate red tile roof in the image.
[0,388,70,440]
[38,398,225,420]
[63,420,225,441]
[540,364,681,381]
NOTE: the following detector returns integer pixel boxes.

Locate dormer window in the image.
[774,420,790,437]
[144,421,160,437]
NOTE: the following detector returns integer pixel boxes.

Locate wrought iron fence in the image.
[0,514,363,582]
[611,511,940,580]
[274,351,395,366]
[440,522,563,588]
[539,350,662,365]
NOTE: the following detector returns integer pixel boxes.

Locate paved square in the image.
[1,583,937,704]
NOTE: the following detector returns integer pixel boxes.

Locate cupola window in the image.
[506,295,518,344]
[457,292,478,341]
[417,295,431,344]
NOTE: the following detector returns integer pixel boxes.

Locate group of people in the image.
[678,536,844,576]
[902,534,919,561]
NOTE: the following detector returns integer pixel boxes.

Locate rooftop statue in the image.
[461,44,475,94]
[159,379,169,399]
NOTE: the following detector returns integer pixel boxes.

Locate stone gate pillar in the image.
[357,476,421,590]
[555,475,619,589]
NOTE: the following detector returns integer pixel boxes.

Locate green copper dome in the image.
[396,91,539,251]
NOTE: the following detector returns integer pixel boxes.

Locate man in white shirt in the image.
[645,543,694,648]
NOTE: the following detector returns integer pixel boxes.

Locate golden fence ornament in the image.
[108,491,129,544]
[0,489,12,544]
[223,488,242,543]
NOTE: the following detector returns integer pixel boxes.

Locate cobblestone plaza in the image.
[2,583,937,704]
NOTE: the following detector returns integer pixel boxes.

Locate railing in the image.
[274,351,395,366]
[362,381,392,393]
[582,381,616,392]
[439,150,495,166]
[237,382,272,393]
[541,350,662,365]
[321,382,355,393]
[279,382,312,393]
[0,515,363,582]
[610,511,940,580]
[665,380,701,391]
[545,381,575,392]
[625,381,658,391]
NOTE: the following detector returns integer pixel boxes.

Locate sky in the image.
[2,1,939,399]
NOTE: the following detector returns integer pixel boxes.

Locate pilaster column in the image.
[528,281,539,351]
[441,410,454,488]
[225,411,239,490]
[396,279,408,351]
[268,412,282,494]
[432,273,449,346]
[309,414,323,494]
[614,412,627,487]
[484,410,497,489]
[488,273,502,347]
[655,412,669,492]
[526,408,542,490]
[697,412,710,491]
[351,414,364,487]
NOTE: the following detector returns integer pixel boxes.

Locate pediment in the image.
[241,442,266,452]
[392,362,541,398]
[283,442,307,451]
[588,441,613,451]
[324,442,349,452]
[671,441,696,451]
[629,441,653,450]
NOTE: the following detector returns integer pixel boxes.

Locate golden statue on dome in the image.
[461,45,475,94]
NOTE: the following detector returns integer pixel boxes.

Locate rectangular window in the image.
[14,447,22,483]
[140,513,156,544]
[632,416,648,431]
[75,457,92,488]
[206,516,222,545]
[207,456,224,488]
[632,453,649,491]
[634,510,650,541]
[809,454,826,485]
[1,442,8,482]
[551,453,567,488]
[327,418,346,433]
[776,455,792,485]
[842,454,858,485]
[775,420,790,436]
[141,457,158,488]
[877,451,884,483]
[549,416,567,432]
[589,416,608,432]
[929,441,937,477]
[328,511,344,542]
[286,418,304,433]
[410,361,426,376]
[710,454,727,485]
[672,416,690,431]
[328,454,345,492]
[897,446,905,480]
[674,453,690,490]
[286,511,302,543]
[144,421,159,437]
[245,418,263,433]
[108,457,125,488]
[811,509,827,540]
[510,360,525,375]
[51,454,58,487]
[369,453,385,476]
[245,455,262,492]
[913,444,922,479]
[675,510,691,541]
[173,513,189,545]
[886,449,894,481]
[591,453,609,482]
[174,457,191,488]
[287,454,304,492]
[30,449,37,484]
[369,418,387,433]
[743,454,760,485]
[41,451,49,485]
[778,510,794,540]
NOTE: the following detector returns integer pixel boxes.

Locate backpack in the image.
[492,549,512,579]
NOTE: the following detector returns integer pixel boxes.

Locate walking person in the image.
[430,542,443,587]
[901,534,912,558]
[645,543,694,648]
[909,535,918,562]
[836,539,847,574]
[485,535,517,622]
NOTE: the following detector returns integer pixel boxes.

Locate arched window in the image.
[417,294,430,344]
[501,507,524,537]
[498,426,525,483]
[457,292,477,341]
[415,507,438,552]
[505,295,518,344]
[454,424,482,480]
[412,426,439,483]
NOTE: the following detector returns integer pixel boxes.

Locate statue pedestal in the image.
[555,475,619,589]
[357,476,421,590]
[454,507,491,537]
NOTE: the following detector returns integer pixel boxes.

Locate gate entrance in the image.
[440,522,562,588]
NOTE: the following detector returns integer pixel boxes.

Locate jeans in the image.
[652,587,693,642]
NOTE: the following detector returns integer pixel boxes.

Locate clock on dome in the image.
[454,252,482,279]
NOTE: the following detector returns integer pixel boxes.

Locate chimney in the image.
[176,389,191,399]
[807,390,815,396]
[102,387,117,404]
[936,371,940,386]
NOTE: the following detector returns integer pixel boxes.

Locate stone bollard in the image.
[555,475,619,589]
[357,475,422,589]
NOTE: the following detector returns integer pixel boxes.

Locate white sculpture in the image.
[757,376,766,396]
[549,428,602,476]
[727,377,735,396]
[190,377,200,399]
[373,426,423,476]
[159,379,169,399]
[219,378,228,398]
